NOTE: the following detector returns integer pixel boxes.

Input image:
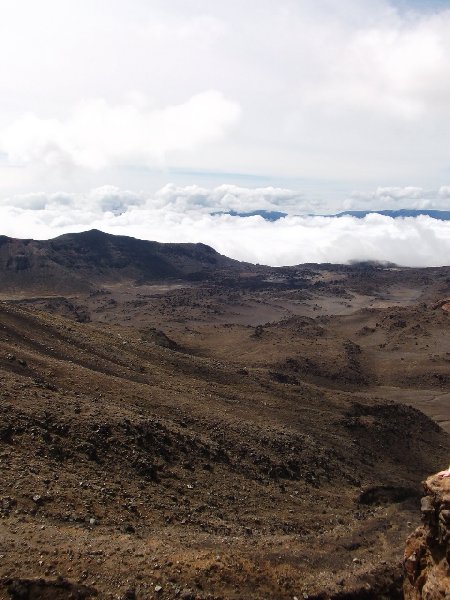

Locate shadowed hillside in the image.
[0,230,241,293]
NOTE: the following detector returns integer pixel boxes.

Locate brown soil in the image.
[1,232,450,599]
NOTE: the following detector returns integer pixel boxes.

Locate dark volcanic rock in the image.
[0,229,241,292]
[5,577,97,599]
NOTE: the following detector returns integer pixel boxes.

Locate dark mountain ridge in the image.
[0,229,241,293]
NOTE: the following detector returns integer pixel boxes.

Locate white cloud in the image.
[0,185,449,267]
[151,184,312,213]
[346,186,450,210]
[1,1,450,193]
[0,92,241,170]
[0,185,310,215]
[0,2,450,265]
[88,186,145,215]
[438,186,450,198]
[0,186,146,215]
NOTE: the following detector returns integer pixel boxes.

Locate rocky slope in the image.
[1,302,449,599]
[1,230,450,598]
[404,473,450,599]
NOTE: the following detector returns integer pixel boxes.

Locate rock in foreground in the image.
[404,473,450,599]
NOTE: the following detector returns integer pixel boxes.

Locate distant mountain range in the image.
[212,209,288,221]
[334,209,450,220]
[214,209,450,221]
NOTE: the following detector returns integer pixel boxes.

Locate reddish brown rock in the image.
[404,473,450,599]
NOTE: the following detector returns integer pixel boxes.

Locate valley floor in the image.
[1,262,449,599]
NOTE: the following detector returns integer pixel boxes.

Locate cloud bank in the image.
[1,185,449,267]
[345,186,450,211]
[5,183,449,216]
[0,92,240,171]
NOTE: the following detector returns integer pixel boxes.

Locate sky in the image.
[0,0,449,266]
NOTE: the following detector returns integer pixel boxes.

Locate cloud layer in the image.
[345,186,450,210]
[0,92,240,170]
[1,185,449,267]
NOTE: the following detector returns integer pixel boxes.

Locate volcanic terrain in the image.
[0,230,449,599]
